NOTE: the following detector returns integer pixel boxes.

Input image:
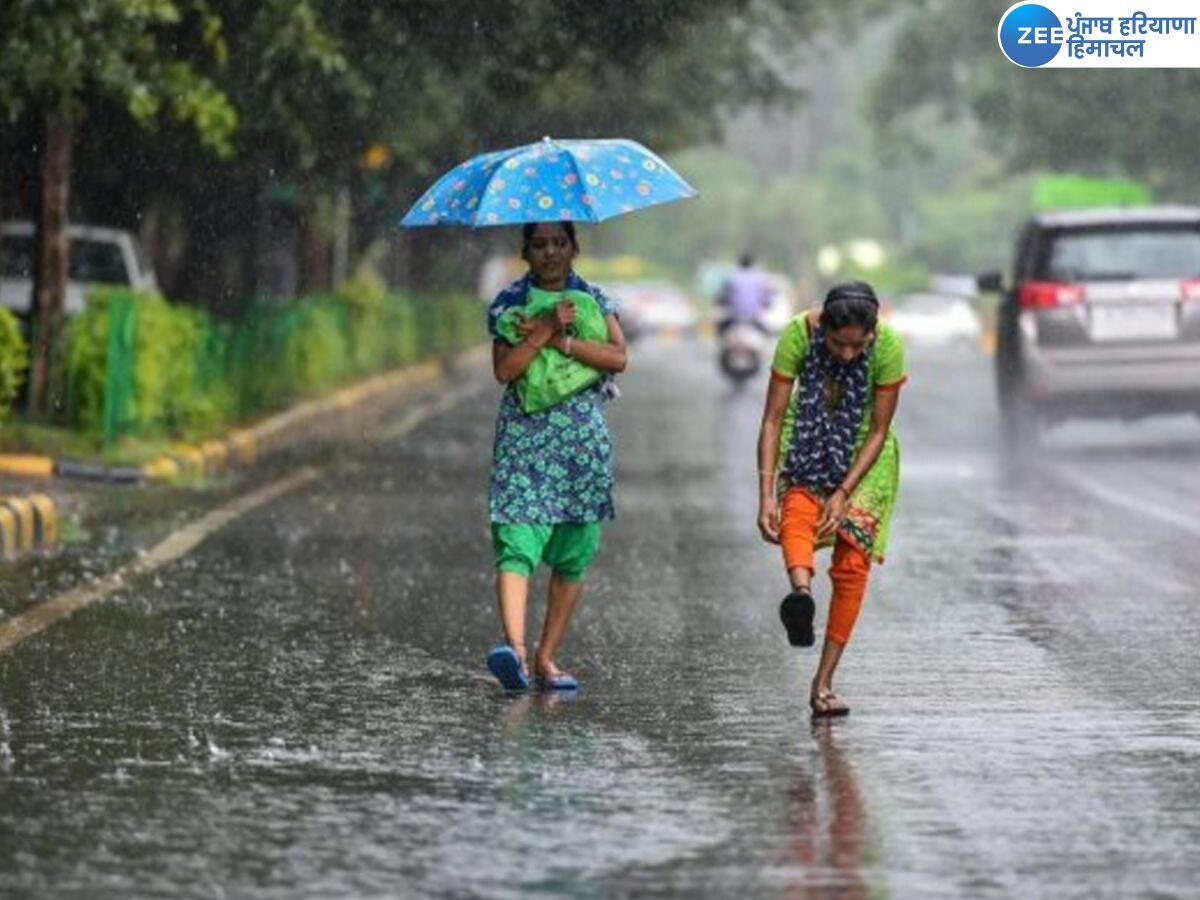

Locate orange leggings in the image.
[778,488,871,646]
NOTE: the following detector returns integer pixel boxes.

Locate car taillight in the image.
[1179,278,1200,303]
[1017,281,1086,309]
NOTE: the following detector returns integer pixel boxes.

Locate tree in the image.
[870,1,1200,197]
[33,0,871,307]
[0,0,236,416]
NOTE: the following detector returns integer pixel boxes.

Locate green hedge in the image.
[67,288,231,438]
[61,279,483,443]
[0,307,27,422]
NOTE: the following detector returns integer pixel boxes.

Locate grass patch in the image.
[0,421,178,465]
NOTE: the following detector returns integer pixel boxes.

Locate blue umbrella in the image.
[399,137,698,227]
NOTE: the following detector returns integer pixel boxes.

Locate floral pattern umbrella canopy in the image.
[400,137,698,227]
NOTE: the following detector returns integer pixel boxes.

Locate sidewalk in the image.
[0,347,489,567]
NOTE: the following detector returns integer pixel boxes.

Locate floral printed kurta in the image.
[487,273,616,524]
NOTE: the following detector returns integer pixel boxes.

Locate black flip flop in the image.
[779,589,815,647]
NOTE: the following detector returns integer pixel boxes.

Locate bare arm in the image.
[756,375,794,543]
[548,314,628,374]
[816,387,901,539]
[492,314,556,384]
[494,304,628,383]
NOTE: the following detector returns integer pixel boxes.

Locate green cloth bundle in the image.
[495,287,608,414]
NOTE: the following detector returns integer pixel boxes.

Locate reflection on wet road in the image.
[2,338,1199,897]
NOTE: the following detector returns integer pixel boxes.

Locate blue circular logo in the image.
[998,3,1063,67]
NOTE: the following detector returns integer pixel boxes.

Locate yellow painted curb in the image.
[226,431,258,465]
[0,354,463,491]
[0,506,17,560]
[170,444,206,478]
[200,440,229,474]
[0,497,34,552]
[0,455,55,478]
[143,456,180,481]
[27,494,58,546]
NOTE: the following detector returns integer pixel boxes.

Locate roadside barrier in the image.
[0,494,58,562]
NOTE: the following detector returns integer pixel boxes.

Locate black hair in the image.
[738,252,754,267]
[521,221,578,256]
[820,280,879,332]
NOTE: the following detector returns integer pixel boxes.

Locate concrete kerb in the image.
[0,455,55,479]
[0,353,472,495]
[0,493,58,563]
[140,357,449,481]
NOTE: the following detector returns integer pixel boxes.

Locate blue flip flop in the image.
[486,644,529,691]
[536,670,579,692]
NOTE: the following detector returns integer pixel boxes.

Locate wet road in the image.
[2,337,1200,898]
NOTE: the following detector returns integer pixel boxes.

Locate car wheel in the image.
[999,381,1044,454]
[996,350,1041,453]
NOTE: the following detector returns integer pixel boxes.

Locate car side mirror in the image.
[976,271,1003,292]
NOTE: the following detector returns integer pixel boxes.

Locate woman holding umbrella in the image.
[401,137,695,691]
[484,220,628,691]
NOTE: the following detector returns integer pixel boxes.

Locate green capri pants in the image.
[491,522,603,582]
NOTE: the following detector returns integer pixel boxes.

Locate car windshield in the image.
[1041,225,1200,281]
[1,234,130,284]
[1,235,35,279]
[69,238,129,284]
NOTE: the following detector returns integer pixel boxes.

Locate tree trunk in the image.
[27,108,74,419]
[297,204,331,294]
[0,129,6,280]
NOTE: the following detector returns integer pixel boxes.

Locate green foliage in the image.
[336,274,389,376]
[65,296,111,432]
[388,295,421,367]
[872,1,1200,198]
[278,299,350,399]
[225,289,481,420]
[67,288,231,439]
[64,284,483,445]
[0,307,27,420]
[0,0,236,152]
[18,0,879,314]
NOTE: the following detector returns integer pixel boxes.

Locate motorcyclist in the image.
[717,253,774,335]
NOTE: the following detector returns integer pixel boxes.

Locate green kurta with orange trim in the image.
[771,314,907,562]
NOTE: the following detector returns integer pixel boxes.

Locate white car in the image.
[885,292,981,347]
[1,221,159,316]
[605,279,698,338]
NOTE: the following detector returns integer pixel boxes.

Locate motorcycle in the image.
[718,321,767,388]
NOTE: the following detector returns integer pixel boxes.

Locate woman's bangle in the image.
[833,484,850,497]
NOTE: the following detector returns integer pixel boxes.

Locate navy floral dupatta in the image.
[782,326,872,495]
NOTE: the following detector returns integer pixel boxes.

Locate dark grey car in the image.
[985,206,1200,442]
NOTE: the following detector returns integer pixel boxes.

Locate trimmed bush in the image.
[336,274,390,376]
[68,288,230,439]
[64,282,485,444]
[0,307,27,421]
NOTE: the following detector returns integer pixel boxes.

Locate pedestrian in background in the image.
[484,221,628,692]
[755,280,906,717]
